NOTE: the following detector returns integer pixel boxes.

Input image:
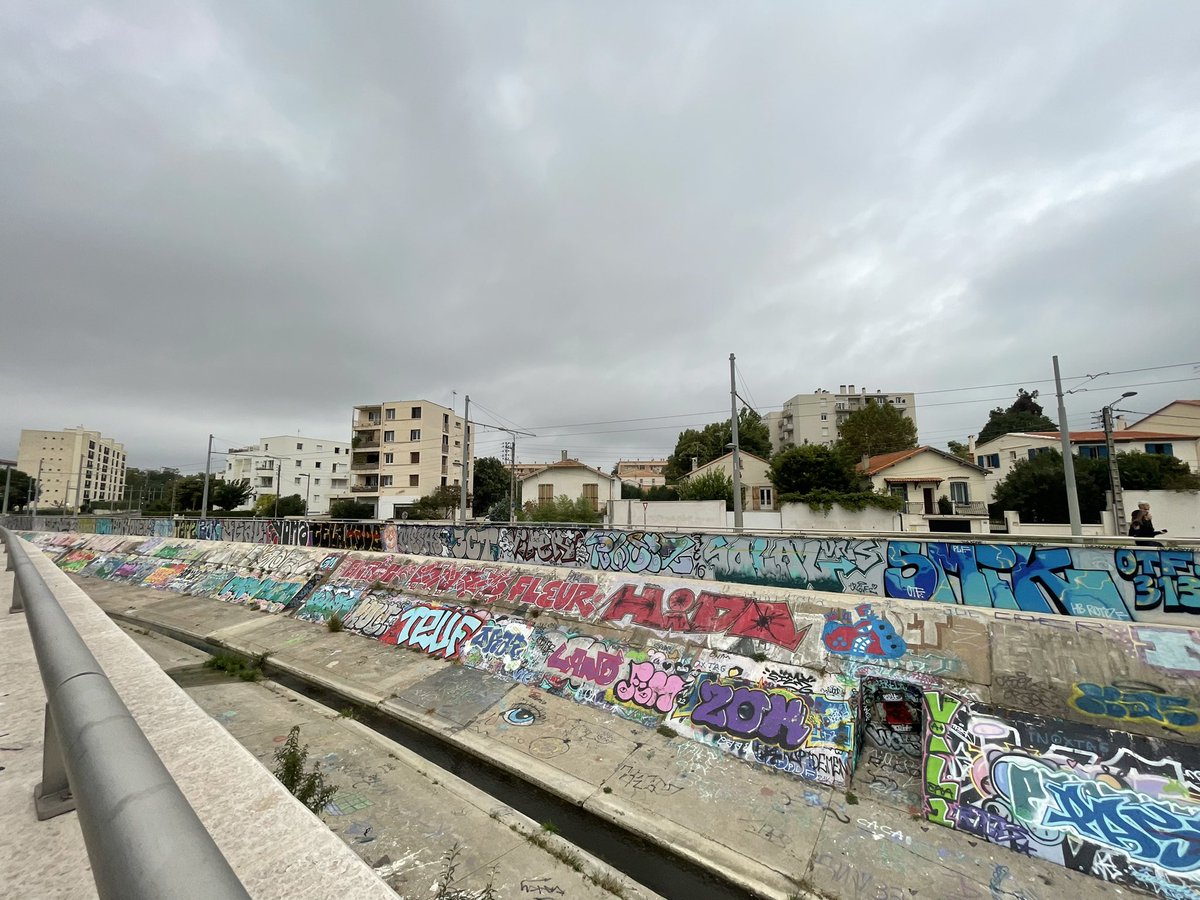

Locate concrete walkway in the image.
[69,570,1147,900]
[0,541,397,899]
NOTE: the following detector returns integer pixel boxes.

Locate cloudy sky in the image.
[2,1,1198,474]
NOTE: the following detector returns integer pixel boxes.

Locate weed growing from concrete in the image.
[751,651,769,662]
[327,612,344,632]
[432,843,498,900]
[845,791,859,805]
[602,786,613,794]
[204,652,262,681]
[272,726,338,814]
[337,706,358,720]
[655,724,675,739]
[541,820,559,834]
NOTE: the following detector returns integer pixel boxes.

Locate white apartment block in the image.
[342,400,473,519]
[219,435,350,516]
[17,426,127,511]
[767,384,917,451]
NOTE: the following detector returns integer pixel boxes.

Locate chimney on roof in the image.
[561,450,568,462]
[691,457,699,472]
[839,385,847,394]
[849,384,856,394]
[861,453,871,470]
[968,435,977,455]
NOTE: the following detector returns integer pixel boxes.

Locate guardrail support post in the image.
[34,704,76,820]
[9,574,23,613]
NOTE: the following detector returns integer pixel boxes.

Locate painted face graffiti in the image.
[821,605,907,659]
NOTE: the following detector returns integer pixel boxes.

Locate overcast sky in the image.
[3,1,1198,473]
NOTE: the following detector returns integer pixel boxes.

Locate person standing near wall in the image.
[1132,501,1167,546]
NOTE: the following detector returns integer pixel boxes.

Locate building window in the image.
[538,484,554,502]
[889,484,908,501]
[1078,445,1109,459]
[264,443,269,451]
[295,459,302,466]
[411,406,422,419]
[313,478,321,486]
[383,453,394,464]
[410,451,420,464]
[759,487,773,508]
[582,483,599,509]
[295,477,302,485]
[410,429,421,441]
[334,447,341,454]
[331,463,338,473]
[441,476,447,487]
[384,430,395,443]
[976,454,1000,469]
[950,481,969,504]
[386,408,396,420]
[312,461,320,469]
[409,474,419,487]
[1145,443,1174,456]
[443,413,450,432]
[381,476,393,487]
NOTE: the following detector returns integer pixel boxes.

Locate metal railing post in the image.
[35,703,76,819]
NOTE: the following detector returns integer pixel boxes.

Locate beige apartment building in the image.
[615,458,668,489]
[768,384,917,451]
[342,400,472,518]
[17,426,127,511]
[220,434,350,515]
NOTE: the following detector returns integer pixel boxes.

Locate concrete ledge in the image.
[2,539,396,899]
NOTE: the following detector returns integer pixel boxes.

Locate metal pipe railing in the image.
[1,527,250,900]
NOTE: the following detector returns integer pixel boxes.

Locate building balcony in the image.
[351,484,379,493]
[351,460,379,471]
[953,501,988,516]
[353,439,380,449]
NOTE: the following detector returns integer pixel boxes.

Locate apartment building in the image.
[17,426,127,511]
[342,400,472,518]
[219,435,350,515]
[615,458,669,489]
[767,384,917,451]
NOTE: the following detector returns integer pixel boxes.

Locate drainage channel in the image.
[135,622,754,900]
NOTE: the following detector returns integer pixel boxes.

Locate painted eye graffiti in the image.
[501,705,541,727]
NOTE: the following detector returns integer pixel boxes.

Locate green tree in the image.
[173,474,206,513]
[253,494,278,517]
[769,445,858,496]
[676,469,735,508]
[523,494,601,524]
[472,457,510,515]
[1115,451,1200,491]
[977,389,1057,445]
[664,409,771,482]
[329,499,377,519]
[275,494,307,517]
[212,478,253,512]
[992,450,1110,524]
[409,486,461,520]
[2,469,33,511]
[946,441,972,462]
[836,401,918,462]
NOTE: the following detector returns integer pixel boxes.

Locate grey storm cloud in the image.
[2,0,1198,470]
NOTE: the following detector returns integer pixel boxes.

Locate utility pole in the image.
[1052,356,1082,539]
[32,459,43,517]
[2,463,11,515]
[170,473,177,516]
[509,438,517,525]
[200,433,213,518]
[729,353,744,531]
[1102,391,1137,536]
[459,395,470,525]
[274,459,282,517]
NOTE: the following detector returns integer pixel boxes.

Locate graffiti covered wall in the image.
[10,517,1196,624]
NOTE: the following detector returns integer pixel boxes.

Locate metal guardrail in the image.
[1,527,250,900]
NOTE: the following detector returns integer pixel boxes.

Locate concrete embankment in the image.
[21,529,1200,900]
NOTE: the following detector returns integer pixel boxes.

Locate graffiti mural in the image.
[381,601,486,659]
[922,690,1200,897]
[18,516,1200,623]
[821,605,908,659]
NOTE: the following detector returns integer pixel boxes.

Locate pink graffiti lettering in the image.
[546,642,623,686]
[614,661,685,713]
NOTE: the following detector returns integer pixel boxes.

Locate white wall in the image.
[608,500,726,529]
[780,502,900,532]
[727,510,784,530]
[1120,489,1200,539]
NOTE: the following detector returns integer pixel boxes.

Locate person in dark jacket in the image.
[1131,502,1167,546]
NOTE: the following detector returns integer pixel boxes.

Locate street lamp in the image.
[296,472,311,516]
[1102,391,1137,535]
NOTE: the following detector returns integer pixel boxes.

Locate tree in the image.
[621,483,678,501]
[992,451,1110,524]
[522,494,601,524]
[946,441,972,462]
[328,499,377,519]
[977,389,1057,445]
[2,469,33,511]
[409,486,461,520]
[212,478,253,512]
[676,469,735,508]
[173,475,206,513]
[769,445,857,496]
[664,409,771,482]
[275,494,307,517]
[253,494,278,517]
[836,401,918,462]
[1115,451,1200,491]
[472,457,510,515]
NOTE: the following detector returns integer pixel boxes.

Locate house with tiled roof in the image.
[972,428,1200,484]
[519,452,620,514]
[1130,400,1200,437]
[858,447,993,523]
[680,451,776,510]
